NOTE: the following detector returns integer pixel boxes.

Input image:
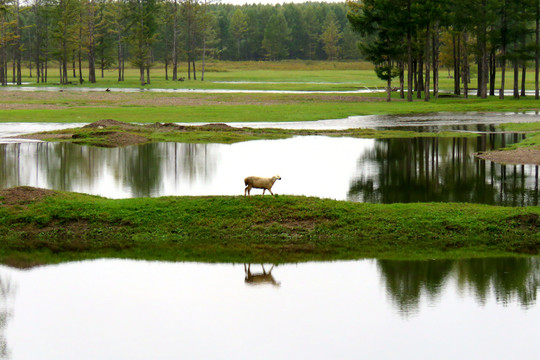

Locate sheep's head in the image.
[274,175,281,181]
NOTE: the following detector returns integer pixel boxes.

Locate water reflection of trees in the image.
[0,274,14,359]
[0,142,218,197]
[377,260,454,316]
[378,258,540,316]
[348,134,539,205]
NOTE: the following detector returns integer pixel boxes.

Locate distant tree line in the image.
[347,0,540,101]
[0,0,360,86]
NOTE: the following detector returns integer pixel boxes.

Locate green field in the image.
[9,60,540,92]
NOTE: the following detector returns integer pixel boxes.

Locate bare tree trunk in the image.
[15,0,22,85]
[202,37,206,81]
[514,43,520,98]
[201,0,207,83]
[407,5,413,102]
[489,49,496,96]
[88,0,96,84]
[432,22,439,98]
[399,62,404,99]
[407,32,414,102]
[499,48,506,99]
[78,47,83,84]
[172,0,178,81]
[500,1,507,99]
[521,62,527,97]
[478,29,488,99]
[118,40,122,81]
[424,23,431,102]
[72,51,76,78]
[417,54,423,99]
[462,32,469,98]
[62,44,68,84]
[386,69,392,102]
[536,3,539,99]
[453,34,461,95]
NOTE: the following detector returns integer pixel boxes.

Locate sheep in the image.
[244,175,281,196]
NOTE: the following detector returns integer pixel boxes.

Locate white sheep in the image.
[244,175,281,196]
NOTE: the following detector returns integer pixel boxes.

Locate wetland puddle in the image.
[0,258,538,359]
[0,134,538,205]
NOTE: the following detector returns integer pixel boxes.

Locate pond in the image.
[0,258,538,359]
[0,134,538,205]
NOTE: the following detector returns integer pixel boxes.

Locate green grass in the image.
[2,97,540,124]
[0,190,538,267]
[10,60,540,91]
[3,60,540,125]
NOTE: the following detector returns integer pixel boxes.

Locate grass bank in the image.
[0,187,538,267]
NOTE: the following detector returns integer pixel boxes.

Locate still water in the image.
[1,134,538,205]
[0,258,538,359]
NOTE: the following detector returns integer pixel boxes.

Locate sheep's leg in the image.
[268,189,274,196]
[262,189,266,196]
[245,185,252,196]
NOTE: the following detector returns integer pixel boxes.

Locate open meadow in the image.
[2,61,540,125]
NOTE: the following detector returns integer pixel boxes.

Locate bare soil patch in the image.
[0,186,57,207]
[475,148,540,165]
[0,90,381,109]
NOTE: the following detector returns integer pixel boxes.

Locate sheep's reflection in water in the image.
[244,264,281,287]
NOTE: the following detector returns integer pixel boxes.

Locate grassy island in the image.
[0,187,538,267]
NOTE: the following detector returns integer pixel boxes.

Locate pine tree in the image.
[262,10,290,60]
[230,8,247,60]
[320,11,341,60]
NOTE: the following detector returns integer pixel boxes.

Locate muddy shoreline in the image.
[476,148,540,165]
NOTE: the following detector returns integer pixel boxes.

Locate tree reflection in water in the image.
[0,275,14,359]
[348,133,539,205]
[0,142,218,198]
[378,257,540,316]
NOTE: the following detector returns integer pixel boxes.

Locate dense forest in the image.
[349,0,540,101]
[0,0,359,85]
[0,0,539,102]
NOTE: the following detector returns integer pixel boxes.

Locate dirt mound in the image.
[145,122,187,131]
[199,123,233,130]
[475,148,540,165]
[0,186,56,206]
[105,132,149,147]
[83,119,137,130]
